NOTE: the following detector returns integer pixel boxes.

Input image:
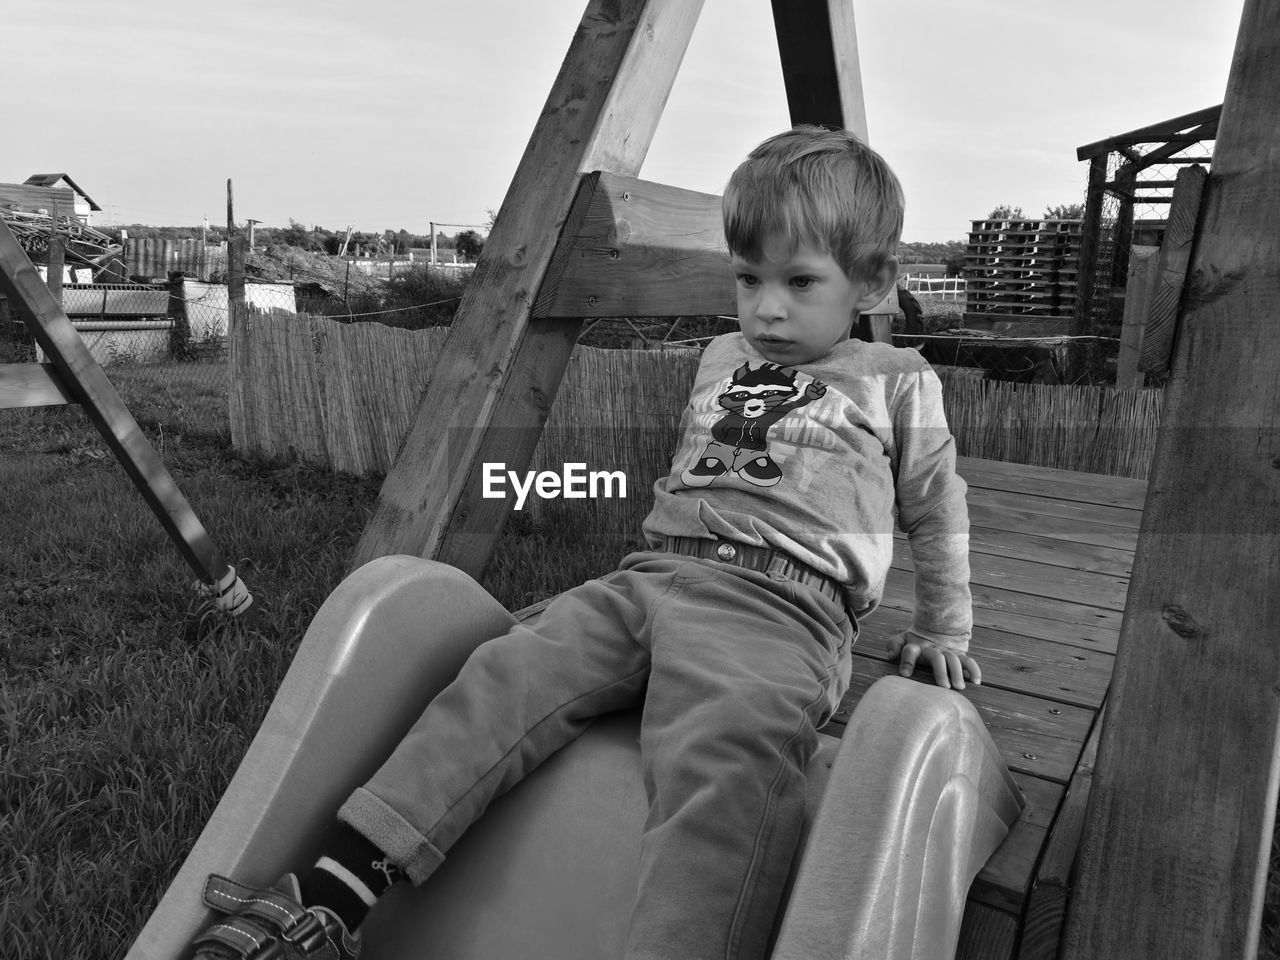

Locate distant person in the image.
[188,126,976,960]
[898,282,925,336]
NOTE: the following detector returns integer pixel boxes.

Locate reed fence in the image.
[230,311,1162,537]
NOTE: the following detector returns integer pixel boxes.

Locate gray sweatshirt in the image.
[642,333,972,651]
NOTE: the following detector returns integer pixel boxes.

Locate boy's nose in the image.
[755,288,786,322]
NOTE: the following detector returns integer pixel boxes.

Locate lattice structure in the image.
[963,218,1081,332]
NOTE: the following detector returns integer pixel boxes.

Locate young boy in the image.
[190,126,977,960]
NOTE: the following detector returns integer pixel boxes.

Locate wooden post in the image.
[46,236,64,305]
[1068,155,1108,381]
[167,271,191,359]
[1114,245,1158,390]
[349,0,706,576]
[1061,1,1280,956]
[771,0,868,139]
[1109,162,1137,303]
[1138,165,1209,376]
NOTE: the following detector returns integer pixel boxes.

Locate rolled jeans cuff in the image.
[339,786,445,885]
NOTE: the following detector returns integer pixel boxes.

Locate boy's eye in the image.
[791,276,816,289]
[736,274,759,287]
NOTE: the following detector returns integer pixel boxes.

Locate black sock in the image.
[297,822,405,933]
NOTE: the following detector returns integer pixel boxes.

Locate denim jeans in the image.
[340,551,855,960]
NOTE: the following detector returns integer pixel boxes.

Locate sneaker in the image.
[738,455,782,487]
[192,872,361,960]
[681,456,728,487]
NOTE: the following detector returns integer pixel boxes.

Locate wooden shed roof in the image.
[22,173,102,211]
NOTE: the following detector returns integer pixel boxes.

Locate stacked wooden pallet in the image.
[963,219,1081,334]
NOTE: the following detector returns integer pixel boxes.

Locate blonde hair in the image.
[723,126,904,281]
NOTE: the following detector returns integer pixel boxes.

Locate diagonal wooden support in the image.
[0,219,246,609]
[349,0,706,576]
[1061,0,1280,955]
[771,0,868,137]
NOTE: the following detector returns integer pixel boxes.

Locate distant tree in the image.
[455,230,484,260]
[988,204,1025,219]
[1044,202,1085,219]
[485,208,499,232]
[276,219,320,251]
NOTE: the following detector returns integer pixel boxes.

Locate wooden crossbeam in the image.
[533,173,734,319]
[349,0,707,576]
[534,171,899,325]
[1076,104,1222,160]
[1062,1,1280,955]
[0,218,232,593]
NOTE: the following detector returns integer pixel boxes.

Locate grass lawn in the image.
[0,362,618,959]
[2,354,1278,958]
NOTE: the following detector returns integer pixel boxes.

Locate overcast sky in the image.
[4,1,1244,241]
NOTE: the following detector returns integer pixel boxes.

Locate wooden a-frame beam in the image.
[0,220,231,590]
[1061,1,1280,956]
[349,0,706,575]
[771,0,868,138]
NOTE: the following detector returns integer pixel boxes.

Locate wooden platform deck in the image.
[824,455,1146,960]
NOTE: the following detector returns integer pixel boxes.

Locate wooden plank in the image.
[0,362,73,409]
[974,774,1063,914]
[881,570,1124,653]
[0,219,230,588]
[966,487,1140,534]
[963,526,1136,579]
[1062,3,1280,954]
[1018,706,1104,960]
[1137,165,1208,375]
[533,173,735,319]
[349,0,706,576]
[956,901,1019,960]
[857,605,1114,710]
[956,456,1148,510]
[770,0,868,138]
[892,539,1131,612]
[832,660,1095,786]
[1115,244,1158,389]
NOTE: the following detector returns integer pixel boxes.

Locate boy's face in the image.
[731,236,894,366]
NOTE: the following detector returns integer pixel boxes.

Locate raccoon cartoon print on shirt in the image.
[681,361,827,488]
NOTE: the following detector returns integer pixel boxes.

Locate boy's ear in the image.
[853,255,900,312]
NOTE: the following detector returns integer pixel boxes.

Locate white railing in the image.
[901,274,967,300]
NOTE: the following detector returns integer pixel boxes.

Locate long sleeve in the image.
[891,364,972,651]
